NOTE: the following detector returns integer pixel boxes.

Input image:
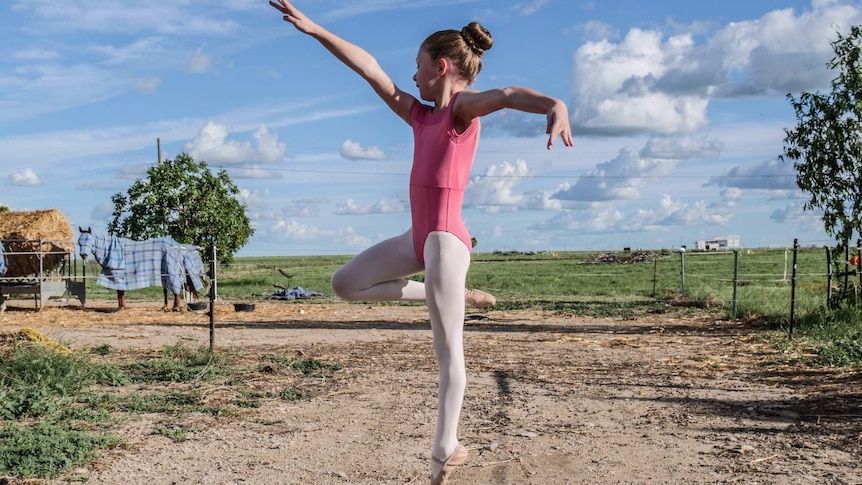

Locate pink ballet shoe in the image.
[465,289,496,307]
[430,444,469,485]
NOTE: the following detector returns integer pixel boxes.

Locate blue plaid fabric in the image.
[78,231,205,292]
[162,244,205,294]
[0,243,6,276]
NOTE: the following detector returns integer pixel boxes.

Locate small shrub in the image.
[124,343,229,383]
[0,422,119,478]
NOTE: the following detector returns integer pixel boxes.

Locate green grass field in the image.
[3,246,860,478]
[76,245,860,364]
[79,246,841,314]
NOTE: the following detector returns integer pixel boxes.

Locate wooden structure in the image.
[0,210,86,309]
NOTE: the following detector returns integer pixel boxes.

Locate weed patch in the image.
[0,421,119,478]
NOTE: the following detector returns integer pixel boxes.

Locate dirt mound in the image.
[583,250,656,264]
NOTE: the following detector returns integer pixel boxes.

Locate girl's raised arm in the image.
[455,87,574,149]
[269,0,415,124]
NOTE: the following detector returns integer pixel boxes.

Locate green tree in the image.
[781,25,862,251]
[0,206,9,212]
[108,153,253,263]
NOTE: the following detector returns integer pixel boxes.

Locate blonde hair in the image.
[421,22,493,85]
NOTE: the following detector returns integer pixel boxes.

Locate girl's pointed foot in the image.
[465,289,496,307]
[430,444,469,485]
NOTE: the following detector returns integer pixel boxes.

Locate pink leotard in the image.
[409,92,480,264]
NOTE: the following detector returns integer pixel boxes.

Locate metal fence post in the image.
[789,238,798,339]
[857,238,862,307]
[825,246,833,306]
[209,245,216,353]
[679,249,685,297]
[652,257,658,297]
[844,242,851,297]
[732,250,739,320]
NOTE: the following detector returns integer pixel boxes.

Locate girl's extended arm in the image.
[455,87,574,149]
[269,0,415,124]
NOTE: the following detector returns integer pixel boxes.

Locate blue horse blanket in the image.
[78,232,205,293]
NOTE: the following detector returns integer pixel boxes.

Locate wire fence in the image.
[3,239,859,327]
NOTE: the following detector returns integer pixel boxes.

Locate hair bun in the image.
[460,22,493,56]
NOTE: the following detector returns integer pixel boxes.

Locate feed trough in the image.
[234,302,255,312]
[187,302,208,311]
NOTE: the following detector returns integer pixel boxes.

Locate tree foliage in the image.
[781,25,862,250]
[108,153,253,263]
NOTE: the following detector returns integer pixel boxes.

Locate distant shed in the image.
[694,235,741,252]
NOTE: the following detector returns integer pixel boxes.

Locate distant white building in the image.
[695,235,741,251]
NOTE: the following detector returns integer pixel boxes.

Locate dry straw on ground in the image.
[0,209,74,277]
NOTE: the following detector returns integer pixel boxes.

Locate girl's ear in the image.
[437,57,448,76]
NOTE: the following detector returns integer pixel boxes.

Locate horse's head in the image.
[77,227,95,261]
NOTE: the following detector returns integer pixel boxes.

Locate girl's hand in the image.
[269,0,318,34]
[545,100,574,149]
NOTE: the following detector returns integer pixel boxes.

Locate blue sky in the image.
[1,0,859,257]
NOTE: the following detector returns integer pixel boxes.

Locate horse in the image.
[77,228,206,311]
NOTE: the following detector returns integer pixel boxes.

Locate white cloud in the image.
[94,37,167,66]
[13,49,60,60]
[707,159,797,191]
[184,122,286,165]
[185,48,212,74]
[575,20,618,42]
[464,160,531,212]
[9,168,42,186]
[514,0,549,16]
[91,201,114,222]
[572,28,708,134]
[12,0,240,36]
[721,188,743,207]
[770,200,824,230]
[640,135,724,160]
[238,189,271,211]
[340,139,386,161]
[534,204,624,232]
[133,77,162,93]
[570,1,862,135]
[525,183,568,211]
[534,191,737,235]
[553,146,676,202]
[335,198,407,215]
[0,63,129,123]
[75,182,114,191]
[270,219,371,247]
[231,166,283,179]
[281,198,325,217]
[118,163,150,179]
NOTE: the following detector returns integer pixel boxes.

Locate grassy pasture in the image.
[79,246,841,320]
[75,246,860,364]
[3,246,859,479]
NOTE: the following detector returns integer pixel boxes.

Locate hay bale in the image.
[0,209,74,278]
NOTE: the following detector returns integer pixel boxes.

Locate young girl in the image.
[269,2,573,483]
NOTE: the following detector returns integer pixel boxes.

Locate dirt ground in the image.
[0,297,860,485]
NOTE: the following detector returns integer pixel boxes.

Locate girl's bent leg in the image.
[423,231,470,469]
[331,229,426,302]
